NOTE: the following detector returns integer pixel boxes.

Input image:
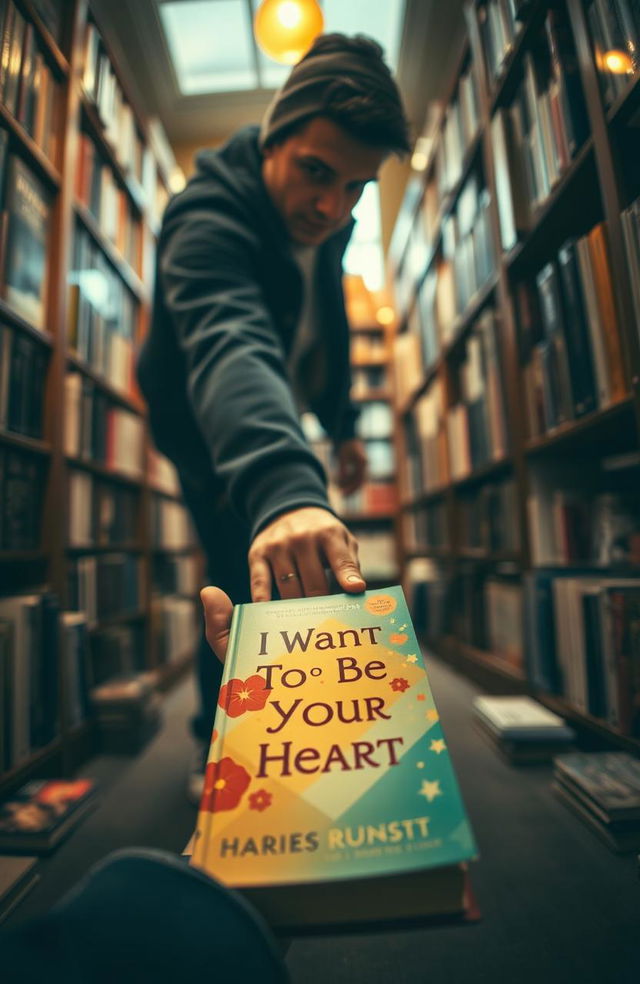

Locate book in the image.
[191,586,478,932]
[0,778,98,853]
[553,751,640,820]
[2,155,51,332]
[472,695,575,741]
[551,780,640,853]
[0,854,39,924]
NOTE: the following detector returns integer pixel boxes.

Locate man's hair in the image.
[260,33,411,156]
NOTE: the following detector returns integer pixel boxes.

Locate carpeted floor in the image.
[3,653,640,983]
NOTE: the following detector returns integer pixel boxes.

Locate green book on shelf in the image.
[191,586,478,932]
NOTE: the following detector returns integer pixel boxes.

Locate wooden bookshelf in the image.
[0,0,200,796]
[390,0,640,754]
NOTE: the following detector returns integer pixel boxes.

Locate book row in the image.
[65,378,144,479]
[152,553,200,597]
[516,222,626,435]
[151,596,199,666]
[1,2,60,163]
[528,461,640,567]
[69,225,138,387]
[395,165,496,326]
[350,363,388,399]
[354,400,393,441]
[329,479,398,518]
[0,588,198,775]
[0,592,59,771]
[68,471,138,549]
[0,321,48,439]
[67,553,140,624]
[150,499,196,552]
[81,18,145,191]
[404,559,640,739]
[477,0,526,86]
[432,58,481,201]
[589,0,640,108]
[621,192,640,336]
[525,572,640,737]
[0,151,51,332]
[0,448,43,551]
[75,130,143,273]
[491,5,589,246]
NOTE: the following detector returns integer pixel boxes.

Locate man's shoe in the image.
[187,742,207,806]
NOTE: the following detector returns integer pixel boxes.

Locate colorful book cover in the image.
[0,779,98,853]
[191,586,477,928]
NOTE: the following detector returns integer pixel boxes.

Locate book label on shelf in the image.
[191,586,477,931]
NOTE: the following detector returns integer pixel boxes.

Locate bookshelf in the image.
[0,0,200,795]
[389,0,640,753]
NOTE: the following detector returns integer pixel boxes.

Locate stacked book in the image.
[472,695,575,763]
[552,751,640,853]
[90,672,161,754]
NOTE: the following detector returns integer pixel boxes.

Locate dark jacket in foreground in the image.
[137,126,358,541]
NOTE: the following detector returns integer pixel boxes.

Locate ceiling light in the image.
[601,49,634,74]
[254,0,324,65]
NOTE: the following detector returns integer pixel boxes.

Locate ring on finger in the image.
[279,572,297,583]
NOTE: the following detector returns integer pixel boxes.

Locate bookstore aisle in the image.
[3,651,638,984]
[286,651,640,984]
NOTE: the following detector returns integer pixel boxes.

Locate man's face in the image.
[262,116,388,246]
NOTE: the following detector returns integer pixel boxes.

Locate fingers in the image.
[289,540,330,597]
[200,587,234,662]
[249,553,272,603]
[249,507,366,602]
[323,536,366,594]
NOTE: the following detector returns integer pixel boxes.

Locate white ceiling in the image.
[90,0,465,149]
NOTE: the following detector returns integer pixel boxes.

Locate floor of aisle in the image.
[3,651,640,983]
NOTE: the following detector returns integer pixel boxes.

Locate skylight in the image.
[158,0,405,96]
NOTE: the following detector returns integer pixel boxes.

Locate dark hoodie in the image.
[137,125,358,541]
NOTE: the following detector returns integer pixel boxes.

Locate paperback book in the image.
[191,586,478,932]
[552,751,640,853]
[0,779,98,854]
[472,695,575,764]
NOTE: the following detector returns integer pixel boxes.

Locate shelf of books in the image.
[301,274,401,587]
[389,0,640,754]
[0,0,201,795]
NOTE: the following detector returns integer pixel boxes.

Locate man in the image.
[137,33,410,800]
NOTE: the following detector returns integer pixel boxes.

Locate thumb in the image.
[200,587,233,663]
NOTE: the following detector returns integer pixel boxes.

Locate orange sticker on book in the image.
[364,594,397,616]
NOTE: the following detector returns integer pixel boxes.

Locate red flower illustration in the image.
[389,633,408,645]
[248,789,273,812]
[201,757,251,813]
[218,675,270,718]
[390,677,410,693]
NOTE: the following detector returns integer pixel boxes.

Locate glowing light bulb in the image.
[376,306,395,326]
[602,49,634,74]
[277,2,302,29]
[254,0,324,65]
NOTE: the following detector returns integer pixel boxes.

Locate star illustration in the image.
[426,709,439,722]
[416,761,425,769]
[430,739,446,754]
[406,653,418,663]
[390,618,396,624]
[419,779,442,802]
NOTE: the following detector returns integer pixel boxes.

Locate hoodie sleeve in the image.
[158,199,334,541]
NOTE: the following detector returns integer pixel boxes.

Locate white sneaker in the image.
[186,743,207,806]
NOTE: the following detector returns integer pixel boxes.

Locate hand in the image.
[200,587,233,662]
[248,506,365,602]
[336,439,367,495]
